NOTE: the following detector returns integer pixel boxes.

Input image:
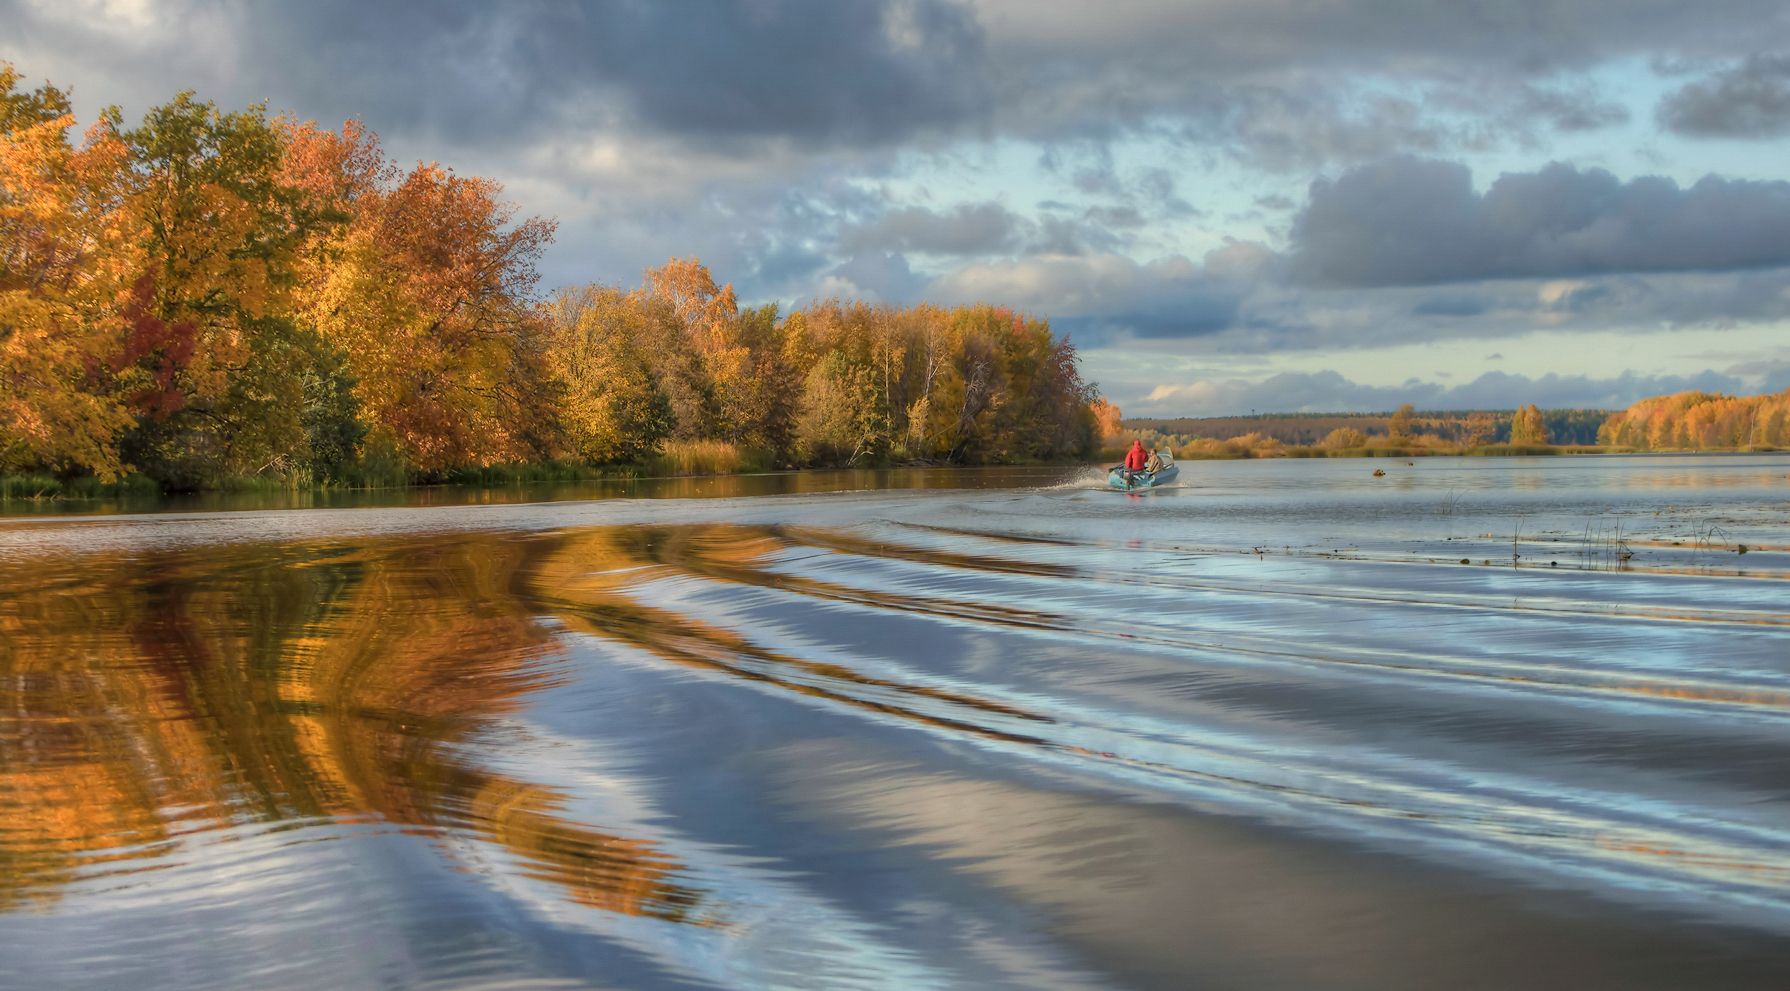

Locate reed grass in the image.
[647,440,774,477]
[0,473,160,502]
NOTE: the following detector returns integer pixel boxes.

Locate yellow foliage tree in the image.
[0,67,141,479]
[543,285,673,463]
[1599,389,1790,450]
[1510,404,1550,445]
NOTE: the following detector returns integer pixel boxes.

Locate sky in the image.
[7,0,1790,415]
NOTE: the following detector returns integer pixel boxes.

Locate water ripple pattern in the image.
[2,455,1788,989]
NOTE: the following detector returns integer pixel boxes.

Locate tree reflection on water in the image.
[0,532,713,923]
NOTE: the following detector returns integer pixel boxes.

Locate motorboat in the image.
[1107,451,1178,490]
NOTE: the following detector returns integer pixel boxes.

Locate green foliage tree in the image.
[116,92,330,486]
[796,351,881,465]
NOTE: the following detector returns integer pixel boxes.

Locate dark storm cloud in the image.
[1411,294,1494,317]
[523,1,990,146]
[4,0,992,147]
[20,0,1777,161]
[1657,54,1790,137]
[977,0,1790,159]
[839,202,1023,256]
[1289,157,1790,287]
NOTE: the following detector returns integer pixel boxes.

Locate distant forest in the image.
[1124,409,1611,446]
[1118,389,1790,457]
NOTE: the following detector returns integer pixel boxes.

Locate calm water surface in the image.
[2,456,1788,989]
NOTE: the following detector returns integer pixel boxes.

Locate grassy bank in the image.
[0,473,162,502]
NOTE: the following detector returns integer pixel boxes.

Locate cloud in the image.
[1083,204,1146,228]
[1411,293,1494,317]
[1135,368,1755,416]
[839,202,1024,256]
[1289,158,1790,287]
[261,0,991,148]
[22,0,1770,175]
[822,251,926,302]
[926,249,1262,342]
[1657,54,1790,138]
[1513,82,1631,132]
[1025,214,1126,255]
[9,0,1790,361]
[971,0,1790,163]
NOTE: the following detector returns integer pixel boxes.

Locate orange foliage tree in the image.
[298,141,557,475]
[0,66,142,479]
[1599,389,1790,450]
[1089,398,1124,446]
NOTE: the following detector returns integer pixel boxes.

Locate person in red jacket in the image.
[1124,439,1149,472]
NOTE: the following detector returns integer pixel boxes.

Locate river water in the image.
[2,456,1787,989]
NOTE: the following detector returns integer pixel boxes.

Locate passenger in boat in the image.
[1144,449,1164,473]
[1125,439,1149,472]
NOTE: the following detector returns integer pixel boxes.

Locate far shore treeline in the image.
[1,66,1096,494]
[1112,389,1790,459]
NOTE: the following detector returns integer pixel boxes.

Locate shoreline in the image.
[6,447,1787,508]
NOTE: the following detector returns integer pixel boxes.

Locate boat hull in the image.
[1108,463,1179,490]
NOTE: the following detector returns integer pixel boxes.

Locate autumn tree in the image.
[732,302,804,459]
[301,151,557,475]
[1510,403,1550,445]
[1599,388,1790,450]
[795,351,882,465]
[1089,398,1123,447]
[112,92,336,486]
[1461,411,1499,448]
[544,284,672,463]
[1387,403,1415,443]
[0,66,141,479]
[4,66,1103,487]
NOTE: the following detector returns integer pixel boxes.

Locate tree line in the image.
[1121,407,1609,448]
[1598,389,1790,450]
[1119,391,1790,458]
[1114,404,1605,456]
[1,66,1096,490]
